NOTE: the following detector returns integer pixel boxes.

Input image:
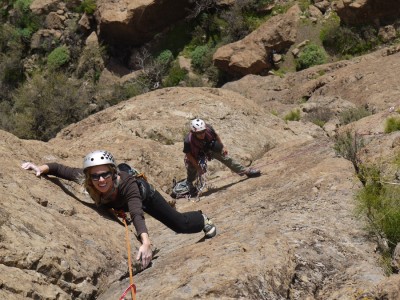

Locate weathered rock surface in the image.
[333,0,400,26]
[1,81,400,298]
[3,2,400,297]
[94,0,192,45]
[213,5,301,77]
[222,45,400,117]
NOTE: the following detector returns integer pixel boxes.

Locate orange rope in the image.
[122,217,136,300]
[113,209,137,300]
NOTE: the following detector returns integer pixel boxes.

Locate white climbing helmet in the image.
[190,118,206,132]
[83,150,116,170]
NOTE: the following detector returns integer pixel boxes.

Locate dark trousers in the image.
[143,190,204,233]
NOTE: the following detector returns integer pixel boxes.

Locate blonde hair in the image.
[83,164,119,206]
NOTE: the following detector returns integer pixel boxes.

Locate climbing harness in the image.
[114,209,137,300]
[171,155,212,201]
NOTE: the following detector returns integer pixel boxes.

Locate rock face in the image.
[334,0,400,26]
[30,0,193,46]
[213,5,301,77]
[94,0,192,45]
[222,45,400,117]
[3,2,400,299]
[1,80,400,298]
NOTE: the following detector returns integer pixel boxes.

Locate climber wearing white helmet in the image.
[182,118,261,194]
[21,150,217,270]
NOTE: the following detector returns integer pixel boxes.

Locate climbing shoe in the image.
[171,179,198,199]
[244,168,261,178]
[203,214,216,238]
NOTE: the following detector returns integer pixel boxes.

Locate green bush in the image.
[296,43,327,70]
[190,45,210,71]
[11,72,88,141]
[106,82,144,103]
[77,0,97,14]
[284,109,301,121]
[12,0,40,39]
[333,130,364,172]
[47,46,70,69]
[321,25,378,56]
[298,0,311,12]
[0,51,25,86]
[156,50,173,65]
[0,24,26,101]
[0,100,14,132]
[385,117,400,133]
[339,106,372,125]
[243,12,268,32]
[163,63,188,87]
[356,165,400,253]
[220,5,251,42]
[188,44,220,86]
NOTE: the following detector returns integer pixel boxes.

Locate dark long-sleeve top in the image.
[47,163,148,236]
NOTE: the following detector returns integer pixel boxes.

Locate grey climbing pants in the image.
[186,151,246,183]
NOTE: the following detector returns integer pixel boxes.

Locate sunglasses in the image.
[90,171,112,181]
[195,130,206,135]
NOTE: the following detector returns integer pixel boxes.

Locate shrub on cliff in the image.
[11,72,88,141]
[356,164,400,255]
[296,43,327,70]
[321,19,378,57]
[77,0,96,15]
[163,62,188,87]
[11,0,41,39]
[339,106,372,125]
[47,46,70,70]
[284,109,301,121]
[190,45,210,72]
[385,117,400,133]
[333,130,364,173]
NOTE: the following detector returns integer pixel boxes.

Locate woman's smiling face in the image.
[89,165,114,193]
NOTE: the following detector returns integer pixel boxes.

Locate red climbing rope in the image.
[119,283,137,300]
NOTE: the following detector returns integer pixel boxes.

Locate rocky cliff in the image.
[2,0,400,299]
[1,44,400,298]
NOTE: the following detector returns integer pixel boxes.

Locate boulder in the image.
[30,29,62,50]
[333,0,400,26]
[314,0,331,13]
[213,4,301,77]
[45,11,65,30]
[391,243,400,272]
[94,0,192,46]
[76,32,105,80]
